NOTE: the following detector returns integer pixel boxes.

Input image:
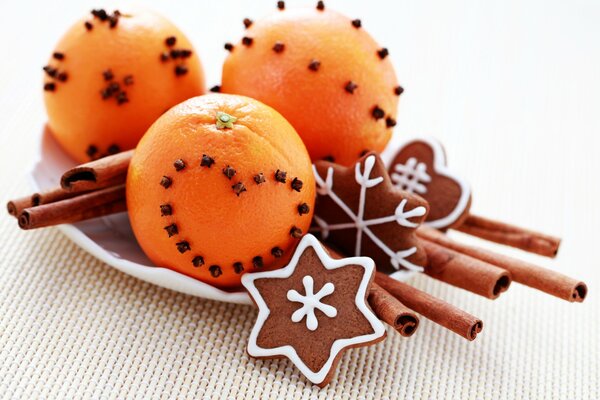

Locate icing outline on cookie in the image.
[386,136,471,229]
[241,234,385,386]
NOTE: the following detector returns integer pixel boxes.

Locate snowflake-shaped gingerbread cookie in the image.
[241,234,386,387]
[312,153,429,276]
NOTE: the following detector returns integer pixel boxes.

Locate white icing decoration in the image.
[384,135,472,230]
[312,155,427,272]
[287,275,337,331]
[241,234,385,386]
[391,157,431,194]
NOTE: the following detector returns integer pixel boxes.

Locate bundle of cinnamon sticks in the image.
[365,226,586,341]
[7,150,133,229]
[7,150,587,342]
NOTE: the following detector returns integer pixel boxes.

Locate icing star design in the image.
[242,234,386,387]
[386,136,472,229]
[312,153,429,276]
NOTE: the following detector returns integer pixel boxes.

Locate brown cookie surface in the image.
[313,153,429,275]
[387,137,471,229]
[242,234,386,387]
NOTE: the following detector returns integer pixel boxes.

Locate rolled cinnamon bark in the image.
[456,214,561,258]
[18,185,127,230]
[31,187,84,206]
[418,227,587,302]
[61,150,133,193]
[7,195,32,217]
[421,239,512,299]
[368,283,420,337]
[375,272,483,341]
[7,188,86,217]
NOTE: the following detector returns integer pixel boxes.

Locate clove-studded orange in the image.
[43,7,205,163]
[221,2,401,166]
[126,94,316,289]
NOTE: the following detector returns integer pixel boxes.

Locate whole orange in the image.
[44,7,205,163]
[221,5,401,166]
[126,94,316,289]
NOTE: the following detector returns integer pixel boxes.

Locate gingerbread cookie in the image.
[386,136,471,229]
[312,153,429,276]
[241,234,386,387]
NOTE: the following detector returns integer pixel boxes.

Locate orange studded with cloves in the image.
[44,7,205,162]
[126,94,315,289]
[221,3,401,166]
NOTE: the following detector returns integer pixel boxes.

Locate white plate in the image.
[28,127,414,304]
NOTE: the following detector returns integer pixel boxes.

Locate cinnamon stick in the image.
[421,239,512,299]
[368,283,420,337]
[7,195,33,217]
[61,150,133,193]
[418,227,587,302]
[31,187,85,206]
[375,272,483,341]
[18,185,127,230]
[456,214,561,258]
[7,188,88,217]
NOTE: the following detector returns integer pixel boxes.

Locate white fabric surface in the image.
[1,0,599,399]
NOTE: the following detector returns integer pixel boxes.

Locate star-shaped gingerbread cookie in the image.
[387,136,471,229]
[312,152,429,276]
[241,234,386,387]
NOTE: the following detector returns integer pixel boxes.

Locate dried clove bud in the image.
[164,223,178,237]
[233,262,244,274]
[165,36,176,47]
[275,170,287,183]
[176,241,191,253]
[377,48,389,59]
[308,59,321,71]
[160,204,172,216]
[298,203,310,215]
[372,106,385,120]
[222,165,236,180]
[291,178,303,192]
[192,256,205,267]
[160,176,172,189]
[209,265,222,277]
[232,182,247,196]
[174,64,188,76]
[252,256,264,268]
[254,173,266,184]
[86,145,98,158]
[345,81,358,94]
[173,159,186,171]
[201,154,215,168]
[290,226,303,238]
[271,247,284,258]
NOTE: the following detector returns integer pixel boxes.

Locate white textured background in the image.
[1,0,599,399]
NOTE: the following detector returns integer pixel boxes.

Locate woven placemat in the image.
[1,177,597,399]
